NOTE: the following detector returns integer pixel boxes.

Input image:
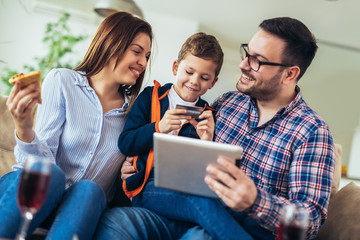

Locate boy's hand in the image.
[190,110,214,141]
[158,109,191,133]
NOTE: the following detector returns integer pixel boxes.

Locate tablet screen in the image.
[154,133,243,198]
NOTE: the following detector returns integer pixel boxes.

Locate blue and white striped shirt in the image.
[13,68,128,200]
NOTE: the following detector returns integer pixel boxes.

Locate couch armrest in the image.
[330,144,342,196]
[315,182,360,240]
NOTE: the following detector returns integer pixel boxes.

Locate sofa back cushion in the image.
[0,96,16,177]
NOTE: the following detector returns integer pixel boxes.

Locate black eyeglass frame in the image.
[240,44,294,72]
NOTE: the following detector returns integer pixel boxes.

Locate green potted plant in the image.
[0,12,87,96]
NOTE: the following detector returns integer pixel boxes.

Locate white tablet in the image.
[153,133,243,198]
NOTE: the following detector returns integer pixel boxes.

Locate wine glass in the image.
[276,204,309,240]
[15,155,51,240]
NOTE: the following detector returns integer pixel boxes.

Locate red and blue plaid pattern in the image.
[212,88,335,238]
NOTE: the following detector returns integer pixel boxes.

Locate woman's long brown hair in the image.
[74,11,153,114]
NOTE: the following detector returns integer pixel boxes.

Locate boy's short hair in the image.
[178,32,224,77]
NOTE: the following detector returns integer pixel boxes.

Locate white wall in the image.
[139,11,199,88]
[0,0,200,92]
[348,117,360,179]
[299,44,360,168]
[0,0,100,80]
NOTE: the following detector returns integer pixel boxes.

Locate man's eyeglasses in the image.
[240,44,294,72]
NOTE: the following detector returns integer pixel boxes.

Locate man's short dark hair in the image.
[259,17,318,81]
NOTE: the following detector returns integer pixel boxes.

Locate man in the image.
[95,17,335,240]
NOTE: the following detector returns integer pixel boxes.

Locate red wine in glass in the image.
[276,222,306,240]
[15,156,51,240]
[276,205,309,240]
[18,170,51,213]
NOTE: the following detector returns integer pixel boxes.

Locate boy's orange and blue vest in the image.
[119,80,214,198]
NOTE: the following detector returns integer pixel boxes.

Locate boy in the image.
[118,33,247,240]
[119,32,223,198]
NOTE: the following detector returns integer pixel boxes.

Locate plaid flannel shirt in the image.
[212,87,335,238]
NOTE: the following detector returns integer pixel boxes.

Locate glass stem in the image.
[16,212,33,240]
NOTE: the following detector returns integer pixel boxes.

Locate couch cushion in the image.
[0,96,16,151]
[0,96,16,177]
[315,182,360,240]
[0,148,16,177]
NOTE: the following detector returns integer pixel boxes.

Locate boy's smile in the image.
[173,54,218,102]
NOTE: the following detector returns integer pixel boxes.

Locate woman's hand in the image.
[158,109,191,133]
[6,80,41,142]
[190,110,214,141]
[121,156,137,181]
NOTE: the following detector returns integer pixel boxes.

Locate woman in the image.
[0,11,152,239]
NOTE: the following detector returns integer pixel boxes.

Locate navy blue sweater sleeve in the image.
[118,86,156,156]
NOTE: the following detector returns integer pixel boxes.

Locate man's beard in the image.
[236,70,283,101]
